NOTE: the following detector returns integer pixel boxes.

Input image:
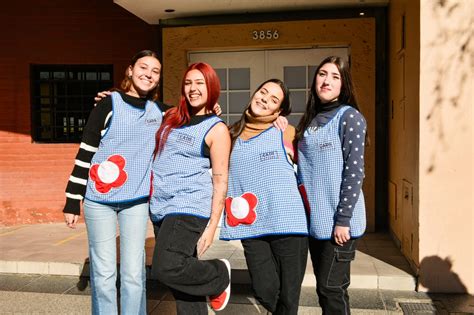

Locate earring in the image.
[128,75,132,79]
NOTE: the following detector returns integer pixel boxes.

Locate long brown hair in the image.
[120,50,161,101]
[155,62,221,154]
[229,78,291,147]
[296,56,361,140]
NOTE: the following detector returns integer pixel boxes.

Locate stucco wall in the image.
[162,18,377,231]
[418,0,473,293]
[387,0,421,268]
[389,0,473,294]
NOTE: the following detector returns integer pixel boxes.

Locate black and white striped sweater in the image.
[63,91,170,215]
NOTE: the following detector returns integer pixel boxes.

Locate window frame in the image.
[30,64,113,143]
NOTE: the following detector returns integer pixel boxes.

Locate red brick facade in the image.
[0,0,159,225]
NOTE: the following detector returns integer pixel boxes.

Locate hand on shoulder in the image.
[94,90,113,106]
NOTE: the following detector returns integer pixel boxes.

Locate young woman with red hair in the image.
[150,63,232,314]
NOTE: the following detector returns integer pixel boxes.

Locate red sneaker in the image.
[209,259,231,311]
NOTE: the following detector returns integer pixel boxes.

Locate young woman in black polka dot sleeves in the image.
[296,56,368,315]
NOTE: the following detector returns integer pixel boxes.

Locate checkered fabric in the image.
[297,106,366,239]
[150,116,224,223]
[220,127,309,240]
[85,92,162,203]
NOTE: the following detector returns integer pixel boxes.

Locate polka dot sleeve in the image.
[335,108,367,227]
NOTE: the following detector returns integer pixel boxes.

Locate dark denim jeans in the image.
[151,215,229,315]
[242,235,308,315]
[309,238,358,315]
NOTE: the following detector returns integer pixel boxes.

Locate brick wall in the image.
[0,0,159,225]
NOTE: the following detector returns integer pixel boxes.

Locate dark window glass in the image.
[284,66,306,89]
[31,64,113,143]
[229,68,250,90]
[215,68,227,90]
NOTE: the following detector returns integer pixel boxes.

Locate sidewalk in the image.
[0,273,442,314]
[1,223,474,314]
[0,222,416,290]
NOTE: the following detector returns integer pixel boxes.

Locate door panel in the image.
[189,47,349,125]
[189,48,350,227]
[266,48,349,124]
[189,51,265,125]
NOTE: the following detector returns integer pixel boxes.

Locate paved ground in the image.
[1,273,473,314]
[1,223,473,314]
[0,223,416,290]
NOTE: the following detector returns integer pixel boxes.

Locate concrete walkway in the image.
[0,222,415,291]
[1,223,474,314]
[0,273,442,314]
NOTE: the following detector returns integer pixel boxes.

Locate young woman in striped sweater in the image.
[63,50,166,315]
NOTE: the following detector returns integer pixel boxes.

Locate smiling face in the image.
[315,62,342,104]
[184,69,208,115]
[249,82,284,117]
[127,56,161,98]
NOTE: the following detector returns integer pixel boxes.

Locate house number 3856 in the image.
[252,30,279,40]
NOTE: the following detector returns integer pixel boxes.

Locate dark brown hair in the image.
[120,50,161,101]
[296,56,361,140]
[229,78,290,146]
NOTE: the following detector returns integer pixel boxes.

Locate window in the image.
[216,68,251,125]
[283,65,318,126]
[31,65,113,143]
[216,65,315,126]
[189,48,349,127]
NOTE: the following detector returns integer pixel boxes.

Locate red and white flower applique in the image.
[225,192,258,227]
[89,155,128,194]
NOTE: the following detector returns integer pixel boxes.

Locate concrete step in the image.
[200,233,416,291]
[0,223,417,291]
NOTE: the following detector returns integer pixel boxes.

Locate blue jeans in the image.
[84,199,148,315]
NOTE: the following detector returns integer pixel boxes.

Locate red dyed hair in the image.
[155,62,221,154]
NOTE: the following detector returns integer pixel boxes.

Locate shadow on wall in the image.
[418,256,467,293]
[423,0,472,174]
